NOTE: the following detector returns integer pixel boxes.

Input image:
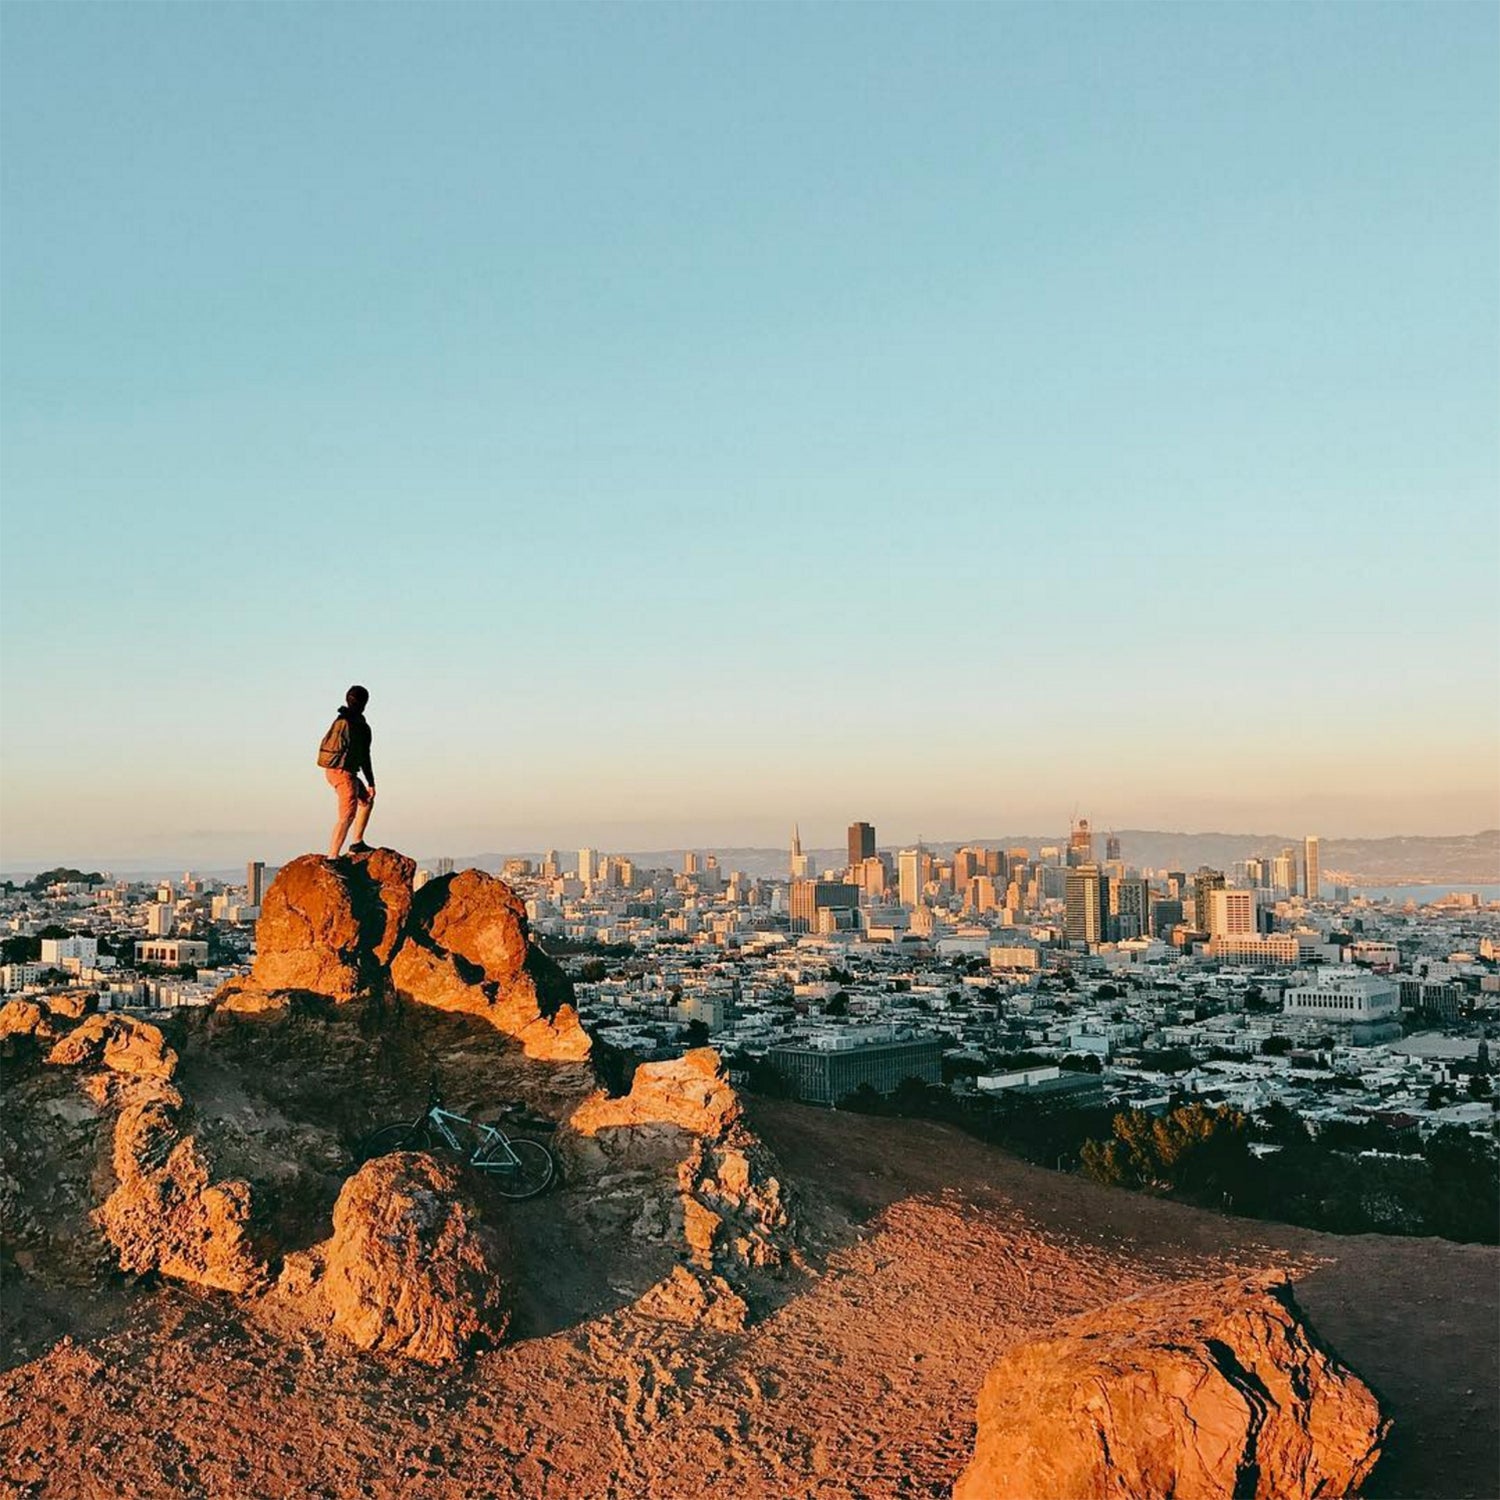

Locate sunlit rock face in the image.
[567,1048,792,1273]
[954,1272,1388,1500]
[215,853,590,1060]
[307,1151,508,1365]
[389,868,589,1061]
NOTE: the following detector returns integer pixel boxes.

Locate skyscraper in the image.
[1193,869,1226,932]
[578,848,597,884]
[1113,877,1151,940]
[245,861,265,906]
[1105,831,1122,863]
[683,851,700,875]
[1065,864,1108,946]
[790,825,811,879]
[847,821,876,870]
[1303,835,1321,901]
[898,849,922,908]
[1272,850,1298,897]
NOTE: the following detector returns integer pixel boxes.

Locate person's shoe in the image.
[348,841,372,854]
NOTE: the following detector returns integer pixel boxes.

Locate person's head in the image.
[345,684,369,713]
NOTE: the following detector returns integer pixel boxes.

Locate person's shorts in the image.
[325,768,373,818]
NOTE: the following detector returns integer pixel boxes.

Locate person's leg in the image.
[327,770,357,857]
[349,779,375,847]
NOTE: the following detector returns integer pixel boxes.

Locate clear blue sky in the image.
[2,3,1496,868]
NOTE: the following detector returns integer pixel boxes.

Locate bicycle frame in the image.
[424,1104,524,1169]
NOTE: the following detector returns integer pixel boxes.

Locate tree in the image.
[1081,1103,1252,1204]
[1260,1035,1293,1057]
[682,1019,710,1047]
[824,991,849,1018]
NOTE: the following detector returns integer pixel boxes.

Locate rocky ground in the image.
[2,852,1495,1499]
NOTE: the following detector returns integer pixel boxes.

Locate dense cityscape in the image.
[6,818,1496,1219]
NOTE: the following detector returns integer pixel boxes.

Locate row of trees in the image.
[1078,1100,1499,1243]
[796,1071,1499,1246]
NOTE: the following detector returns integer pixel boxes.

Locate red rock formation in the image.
[0,1000,55,1059]
[317,1152,507,1364]
[100,1093,265,1295]
[569,1049,791,1272]
[243,855,369,999]
[390,869,589,1061]
[46,1013,178,1080]
[570,1049,742,1138]
[953,1272,1388,1500]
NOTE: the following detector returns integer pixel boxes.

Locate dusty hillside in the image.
[3,1073,1496,1498]
[2,851,1495,1499]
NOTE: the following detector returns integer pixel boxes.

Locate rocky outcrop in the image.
[570,1048,742,1138]
[47,1013,178,1080]
[310,1152,507,1364]
[216,854,589,1062]
[234,849,416,1002]
[389,869,589,1061]
[953,1272,1388,1500]
[0,1000,56,1060]
[568,1049,791,1274]
[100,1092,266,1295]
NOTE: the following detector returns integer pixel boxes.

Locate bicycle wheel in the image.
[357,1121,433,1163]
[473,1135,555,1199]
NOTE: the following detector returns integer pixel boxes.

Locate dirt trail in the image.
[2,1099,1495,1499]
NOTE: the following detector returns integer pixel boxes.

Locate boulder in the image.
[43,989,94,1022]
[246,849,414,1000]
[391,869,589,1061]
[47,1013,178,1080]
[953,1273,1388,1500]
[570,1049,741,1139]
[0,1000,55,1058]
[321,1152,507,1364]
[100,1095,265,1295]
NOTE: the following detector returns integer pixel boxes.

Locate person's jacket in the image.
[317,707,373,781]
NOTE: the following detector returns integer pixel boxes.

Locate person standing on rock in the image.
[318,684,376,858]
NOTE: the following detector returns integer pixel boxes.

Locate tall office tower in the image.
[952,848,978,888]
[1067,818,1095,867]
[245,861,265,906]
[705,853,719,870]
[1113,877,1151,940]
[683,851,700,875]
[1208,887,1257,939]
[578,848,597,884]
[898,849,922,907]
[1244,857,1267,889]
[1105,831,1122,863]
[1064,864,1108,946]
[1303,835,1321,901]
[1272,849,1298,897]
[541,849,560,879]
[435,857,454,877]
[790,825,811,879]
[1193,869,1226,932]
[847,821,876,870]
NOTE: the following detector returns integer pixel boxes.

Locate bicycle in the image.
[358,1075,557,1200]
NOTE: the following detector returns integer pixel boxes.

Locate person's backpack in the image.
[316,716,348,768]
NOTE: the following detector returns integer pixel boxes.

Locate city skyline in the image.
[3,5,1496,864]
